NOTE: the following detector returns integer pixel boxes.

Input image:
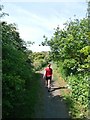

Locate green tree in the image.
[42,18,89,75]
[2,21,34,117]
[42,17,89,118]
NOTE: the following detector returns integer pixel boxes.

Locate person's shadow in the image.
[50,86,68,92]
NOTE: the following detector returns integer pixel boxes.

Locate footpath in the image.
[33,70,70,118]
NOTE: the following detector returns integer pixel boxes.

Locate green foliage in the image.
[2,21,35,118]
[66,74,89,118]
[42,17,89,118]
[31,51,51,70]
[42,18,89,75]
[80,46,90,55]
[63,59,77,75]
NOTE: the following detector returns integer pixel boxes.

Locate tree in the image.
[2,21,34,117]
[42,18,89,75]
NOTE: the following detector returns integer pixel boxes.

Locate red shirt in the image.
[45,67,52,77]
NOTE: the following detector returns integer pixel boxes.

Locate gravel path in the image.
[34,71,70,118]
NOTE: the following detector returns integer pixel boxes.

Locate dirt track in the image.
[34,71,70,118]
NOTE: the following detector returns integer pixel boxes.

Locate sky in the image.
[1,0,87,52]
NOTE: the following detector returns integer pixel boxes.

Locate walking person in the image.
[43,63,53,92]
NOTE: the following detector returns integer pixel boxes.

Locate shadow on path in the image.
[50,86,67,92]
[34,72,71,119]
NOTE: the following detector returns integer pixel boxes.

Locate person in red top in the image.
[43,63,53,92]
